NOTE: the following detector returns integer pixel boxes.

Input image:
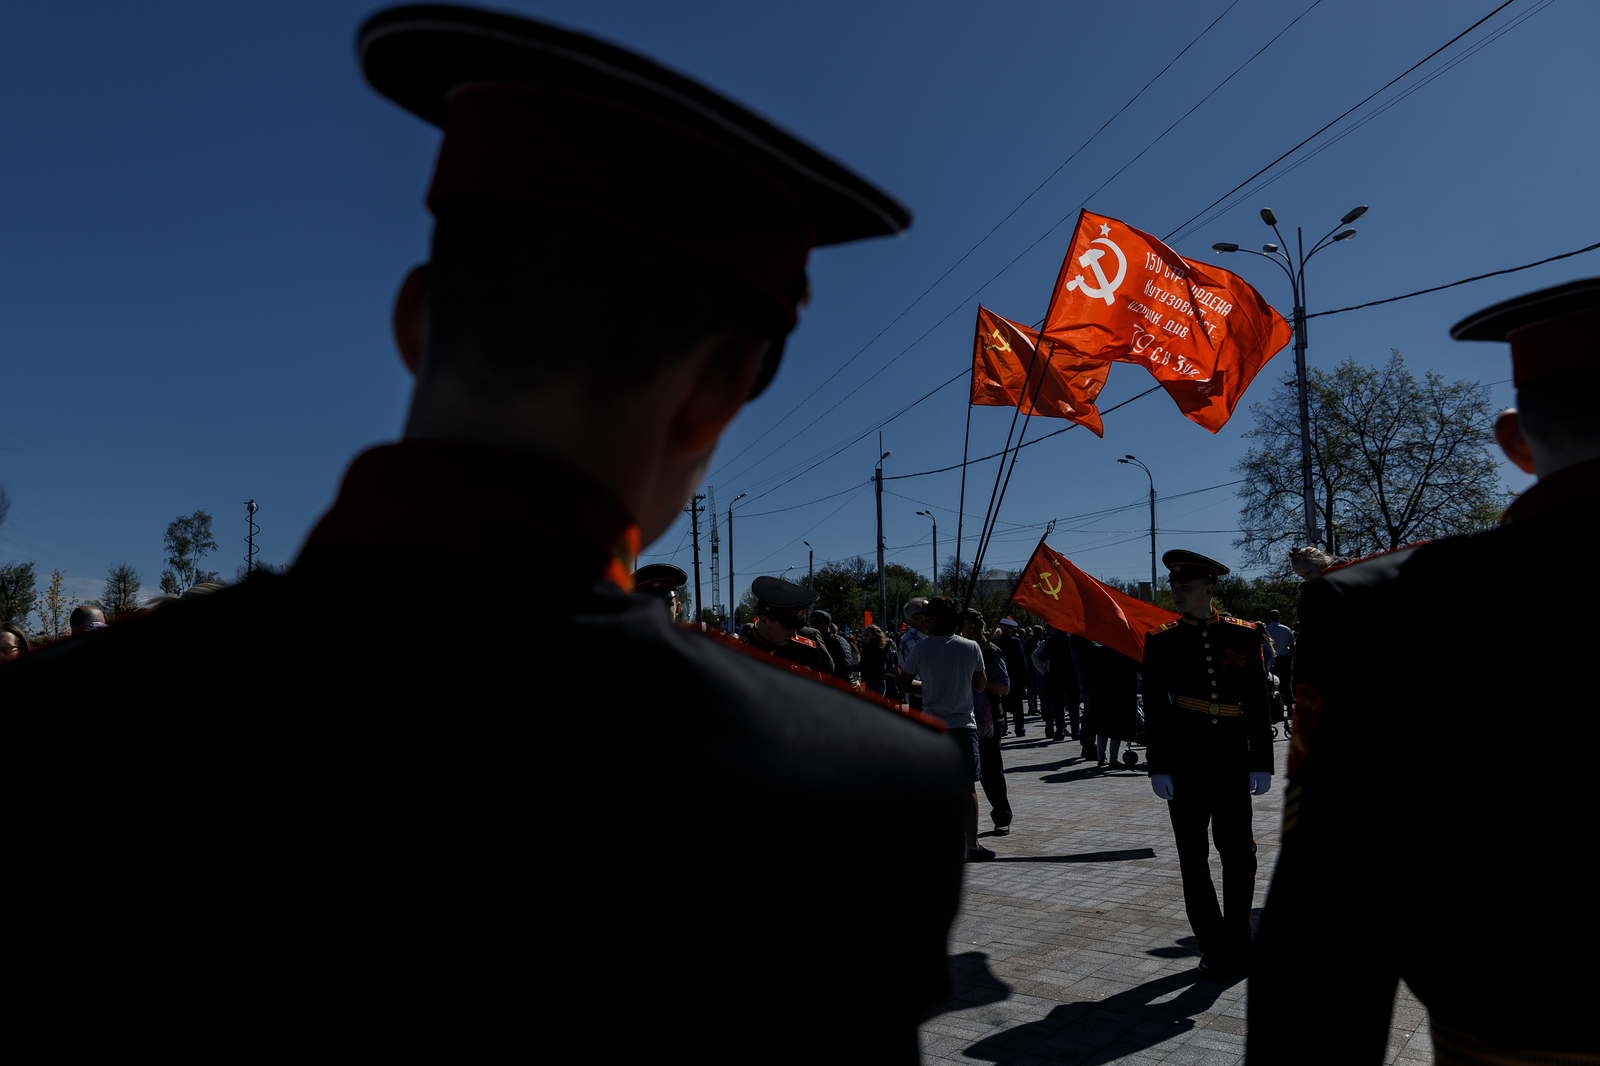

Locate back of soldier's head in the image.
[1516,373,1600,453]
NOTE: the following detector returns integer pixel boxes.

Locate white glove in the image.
[1150,774,1175,800]
[1249,772,1272,796]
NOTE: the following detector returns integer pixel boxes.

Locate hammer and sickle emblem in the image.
[1035,570,1063,600]
[983,328,1013,354]
[1064,237,1127,306]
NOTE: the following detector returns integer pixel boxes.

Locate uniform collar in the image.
[303,439,640,591]
[1501,456,1600,527]
[1180,611,1220,627]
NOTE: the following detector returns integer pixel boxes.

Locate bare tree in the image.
[1236,351,1505,571]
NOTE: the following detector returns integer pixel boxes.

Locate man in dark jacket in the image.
[1248,279,1600,1063]
[996,617,1031,737]
[5,9,967,1061]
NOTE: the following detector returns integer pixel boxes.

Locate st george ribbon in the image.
[970,306,1109,436]
[1042,209,1293,432]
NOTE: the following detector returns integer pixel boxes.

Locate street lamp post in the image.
[915,510,938,593]
[1213,204,1365,548]
[1116,456,1156,596]
[803,540,812,588]
[726,492,747,632]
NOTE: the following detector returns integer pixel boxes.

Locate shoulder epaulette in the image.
[790,634,818,648]
[1153,619,1182,633]
[1223,616,1257,629]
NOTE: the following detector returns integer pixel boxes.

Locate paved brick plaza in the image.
[920,720,1431,1065]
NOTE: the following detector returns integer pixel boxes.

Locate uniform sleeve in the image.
[1247,580,1399,1062]
[990,652,1010,689]
[1139,637,1175,775]
[1243,625,1274,774]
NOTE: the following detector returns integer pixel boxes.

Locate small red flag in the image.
[1041,209,1292,432]
[863,610,874,629]
[970,307,1109,436]
[1009,539,1178,663]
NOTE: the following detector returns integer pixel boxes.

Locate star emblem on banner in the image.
[1099,222,1111,236]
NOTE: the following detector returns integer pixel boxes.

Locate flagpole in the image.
[952,401,973,598]
[967,341,1059,609]
[1003,518,1058,608]
[963,334,1045,610]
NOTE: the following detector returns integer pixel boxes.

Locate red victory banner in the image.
[1009,539,1178,663]
[1040,209,1292,432]
[970,306,1110,436]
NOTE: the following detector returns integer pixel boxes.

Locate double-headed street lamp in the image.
[915,510,938,593]
[1116,455,1156,597]
[1213,205,1365,548]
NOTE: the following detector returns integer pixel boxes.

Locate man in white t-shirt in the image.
[898,597,930,711]
[901,596,991,861]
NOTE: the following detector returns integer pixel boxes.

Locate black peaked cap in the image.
[1162,549,1228,580]
[357,5,911,246]
[1449,278,1600,342]
[751,575,817,612]
[633,563,686,598]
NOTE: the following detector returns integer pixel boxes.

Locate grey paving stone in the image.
[919,725,1431,1063]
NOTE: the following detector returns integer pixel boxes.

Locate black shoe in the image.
[994,824,1011,835]
[966,845,996,862]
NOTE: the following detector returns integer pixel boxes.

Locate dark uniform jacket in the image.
[1141,613,1273,778]
[1247,458,1600,1063]
[1070,636,1140,743]
[4,440,968,1062]
[747,625,834,675]
[996,633,1029,697]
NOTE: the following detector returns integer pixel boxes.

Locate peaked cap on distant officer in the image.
[1450,277,1599,388]
[751,575,818,626]
[1162,549,1228,584]
[633,563,686,600]
[357,4,912,398]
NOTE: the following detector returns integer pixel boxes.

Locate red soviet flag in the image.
[1009,539,1178,663]
[1041,209,1292,432]
[970,306,1109,437]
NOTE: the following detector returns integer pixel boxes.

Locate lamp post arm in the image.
[1234,247,1298,294]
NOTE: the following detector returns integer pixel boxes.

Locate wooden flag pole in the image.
[966,340,1059,609]
[962,333,1046,610]
[952,400,973,599]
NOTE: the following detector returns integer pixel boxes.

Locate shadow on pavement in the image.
[960,968,1242,1064]
[923,951,1012,1021]
[1145,935,1200,958]
[1039,765,1114,784]
[991,849,1156,864]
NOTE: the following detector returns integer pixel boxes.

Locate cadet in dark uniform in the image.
[4,8,968,1062]
[633,562,687,622]
[1141,550,1274,979]
[742,575,834,675]
[1248,279,1600,1064]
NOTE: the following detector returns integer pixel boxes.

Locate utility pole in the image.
[916,510,937,593]
[725,492,747,632]
[1213,205,1366,548]
[803,541,812,588]
[707,485,721,625]
[875,436,891,626]
[686,494,705,622]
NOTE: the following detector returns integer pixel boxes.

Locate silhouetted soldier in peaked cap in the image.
[633,562,687,621]
[1248,279,1600,1064]
[6,7,967,1061]
[1141,549,1274,981]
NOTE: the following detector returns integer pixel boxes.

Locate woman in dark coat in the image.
[1070,635,1140,769]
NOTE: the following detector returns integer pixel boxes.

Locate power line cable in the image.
[1169,0,1557,242]
[706,0,1247,480]
[1161,0,1520,242]
[1304,241,1599,319]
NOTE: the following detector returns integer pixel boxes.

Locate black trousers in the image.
[1002,690,1025,735]
[978,735,1012,828]
[1167,773,1257,961]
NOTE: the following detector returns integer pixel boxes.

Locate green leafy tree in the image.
[101,563,143,617]
[0,560,38,627]
[162,510,220,592]
[42,567,69,638]
[1236,350,1506,573]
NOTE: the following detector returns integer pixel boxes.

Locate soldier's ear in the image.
[392,264,428,376]
[1494,409,1536,474]
[669,334,767,454]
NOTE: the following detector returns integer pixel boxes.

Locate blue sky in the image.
[2,0,1595,615]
